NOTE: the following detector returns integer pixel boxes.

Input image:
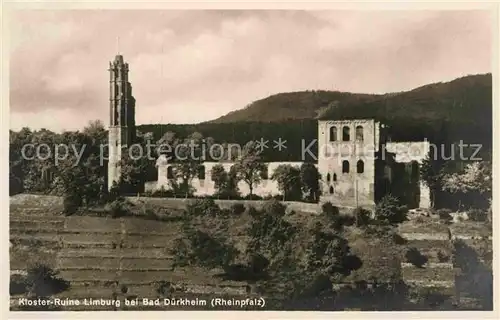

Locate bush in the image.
[331,215,344,232]
[298,273,333,298]
[468,208,488,222]
[437,209,453,222]
[248,253,270,274]
[262,199,287,217]
[10,274,27,295]
[155,281,174,296]
[414,216,425,224]
[108,181,121,202]
[186,198,221,216]
[105,199,130,218]
[230,203,246,215]
[405,247,428,268]
[437,251,450,263]
[322,202,339,217]
[392,233,408,245]
[353,207,371,227]
[172,230,238,269]
[306,230,359,277]
[341,214,356,226]
[375,195,408,224]
[63,192,81,216]
[25,263,70,297]
[247,206,260,218]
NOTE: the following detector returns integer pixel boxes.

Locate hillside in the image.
[209,91,379,123]
[210,74,491,128]
[10,194,492,311]
[318,74,492,144]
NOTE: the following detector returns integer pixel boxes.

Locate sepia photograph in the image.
[5,3,496,314]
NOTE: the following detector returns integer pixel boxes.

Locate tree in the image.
[210,164,240,198]
[441,161,492,212]
[305,228,360,278]
[233,141,267,199]
[166,132,208,197]
[442,161,492,202]
[271,164,302,201]
[300,163,320,201]
[375,194,408,224]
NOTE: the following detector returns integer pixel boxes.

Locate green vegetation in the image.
[375,195,408,224]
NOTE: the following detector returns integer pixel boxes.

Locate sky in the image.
[9,10,492,132]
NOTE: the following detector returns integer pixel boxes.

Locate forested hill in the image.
[209,91,379,123]
[209,74,491,128]
[318,73,492,144]
[137,73,492,161]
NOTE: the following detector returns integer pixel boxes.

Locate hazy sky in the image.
[9,10,492,132]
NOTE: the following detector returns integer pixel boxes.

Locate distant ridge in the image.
[208,74,491,127]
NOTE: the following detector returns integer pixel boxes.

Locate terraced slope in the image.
[10,194,492,310]
[10,198,250,311]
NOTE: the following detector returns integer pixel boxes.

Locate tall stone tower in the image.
[317,119,386,208]
[108,55,136,190]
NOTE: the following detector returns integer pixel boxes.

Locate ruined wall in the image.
[153,158,311,198]
[386,141,431,208]
[145,130,432,209]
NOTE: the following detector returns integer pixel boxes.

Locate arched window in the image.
[356,125,364,141]
[357,160,364,174]
[342,160,350,173]
[342,126,350,141]
[198,166,206,180]
[329,126,337,141]
[326,173,331,182]
[167,166,174,179]
[329,186,334,194]
[333,173,337,182]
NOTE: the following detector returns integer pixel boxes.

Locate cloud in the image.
[9,10,491,131]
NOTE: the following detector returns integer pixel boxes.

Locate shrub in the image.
[248,253,270,274]
[25,263,69,297]
[306,229,359,277]
[322,202,339,217]
[375,195,408,224]
[437,251,450,263]
[186,198,221,216]
[155,281,174,296]
[298,273,333,298]
[331,215,344,232]
[437,209,453,222]
[353,207,371,227]
[10,274,27,295]
[262,199,287,217]
[172,230,238,269]
[405,247,428,268]
[392,233,408,245]
[108,181,121,202]
[63,192,81,216]
[414,216,425,224]
[247,206,260,218]
[105,199,130,218]
[230,203,246,215]
[247,213,296,257]
[341,214,356,226]
[120,284,128,294]
[144,208,159,220]
[468,208,488,222]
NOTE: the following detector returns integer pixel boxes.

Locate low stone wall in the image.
[127,196,321,214]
